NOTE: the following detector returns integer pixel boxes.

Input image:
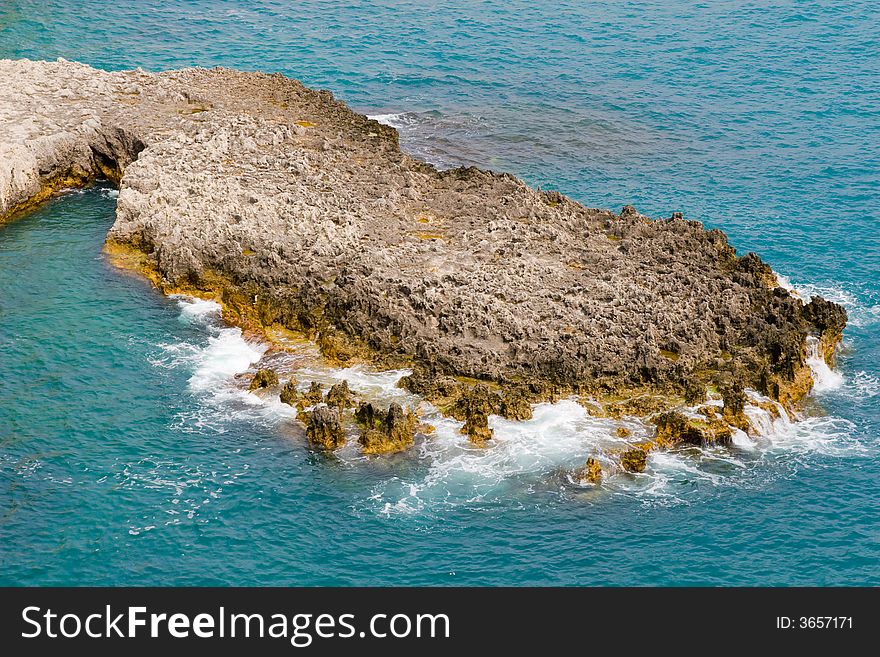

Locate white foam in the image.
[188,329,264,392]
[848,371,880,399]
[173,295,223,323]
[367,113,407,129]
[774,274,878,328]
[805,335,844,393]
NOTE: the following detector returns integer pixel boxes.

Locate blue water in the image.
[1,1,878,585]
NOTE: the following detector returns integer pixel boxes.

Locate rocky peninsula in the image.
[0,59,847,466]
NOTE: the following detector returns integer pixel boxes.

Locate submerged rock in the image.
[306,404,345,450]
[0,59,846,418]
[355,402,416,454]
[248,368,279,391]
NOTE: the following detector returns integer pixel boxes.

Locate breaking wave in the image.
[149,294,866,516]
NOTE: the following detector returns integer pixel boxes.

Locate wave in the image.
[776,272,879,329]
[805,336,844,393]
[368,109,491,170]
[149,294,866,515]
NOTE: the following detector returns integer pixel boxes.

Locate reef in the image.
[0,58,848,463]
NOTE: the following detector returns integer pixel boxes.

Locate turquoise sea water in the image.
[1,1,878,585]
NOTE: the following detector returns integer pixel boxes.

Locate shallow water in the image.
[1,1,878,585]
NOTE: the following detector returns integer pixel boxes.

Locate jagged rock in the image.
[398,364,462,402]
[620,447,649,473]
[325,380,354,409]
[0,59,846,415]
[300,381,324,407]
[653,410,732,447]
[615,426,631,438]
[306,404,345,450]
[279,378,299,406]
[683,379,706,405]
[498,387,533,421]
[449,384,501,420]
[719,376,749,430]
[449,384,501,444]
[576,457,603,484]
[355,402,416,454]
[248,368,278,391]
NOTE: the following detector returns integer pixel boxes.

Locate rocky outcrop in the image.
[619,447,649,473]
[449,385,501,445]
[0,58,846,419]
[306,405,345,450]
[653,411,732,448]
[325,380,355,409]
[575,457,603,484]
[355,402,417,454]
[248,368,278,391]
[279,378,299,406]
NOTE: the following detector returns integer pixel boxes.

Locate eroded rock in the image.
[0,59,846,418]
[620,447,649,473]
[325,380,355,409]
[575,457,603,484]
[306,404,345,450]
[279,378,299,406]
[355,402,416,454]
[248,368,278,391]
[653,410,732,447]
[300,382,324,407]
[450,384,501,445]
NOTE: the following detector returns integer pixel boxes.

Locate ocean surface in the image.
[1,1,878,585]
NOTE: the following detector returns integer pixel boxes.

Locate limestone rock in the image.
[653,411,732,447]
[248,368,278,391]
[279,378,299,406]
[719,376,749,431]
[576,457,603,484]
[398,364,461,402]
[325,380,355,409]
[301,382,324,406]
[0,58,846,414]
[355,402,416,454]
[450,384,501,445]
[498,387,534,421]
[620,448,648,473]
[306,404,345,450]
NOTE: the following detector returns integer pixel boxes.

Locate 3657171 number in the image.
[777,617,853,629]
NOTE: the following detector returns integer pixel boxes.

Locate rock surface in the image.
[355,402,417,454]
[248,368,278,391]
[0,58,847,410]
[306,405,345,451]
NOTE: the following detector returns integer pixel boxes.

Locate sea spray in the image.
[806,336,844,394]
[155,294,864,515]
